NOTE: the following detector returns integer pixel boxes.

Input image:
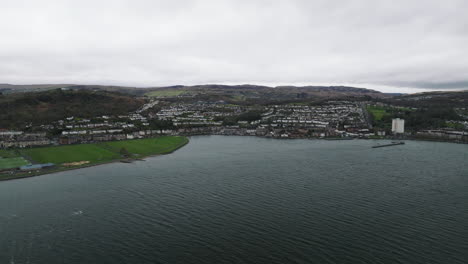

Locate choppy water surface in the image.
[1,136,468,264]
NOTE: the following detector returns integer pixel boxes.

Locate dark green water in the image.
[1,136,468,264]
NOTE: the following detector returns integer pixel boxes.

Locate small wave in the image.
[71,210,83,216]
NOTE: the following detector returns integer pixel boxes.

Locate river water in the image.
[1,136,467,264]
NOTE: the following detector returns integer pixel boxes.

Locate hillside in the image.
[0,83,73,94]
[143,84,388,104]
[1,84,388,100]
[0,83,149,96]
[389,90,468,108]
[0,89,145,129]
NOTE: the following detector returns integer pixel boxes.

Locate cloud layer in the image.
[1,0,467,92]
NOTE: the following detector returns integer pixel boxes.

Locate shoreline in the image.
[1,135,466,182]
[0,137,189,182]
[181,133,468,145]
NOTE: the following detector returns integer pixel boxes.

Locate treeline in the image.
[371,106,463,131]
[0,89,145,129]
[398,108,463,131]
[370,91,468,131]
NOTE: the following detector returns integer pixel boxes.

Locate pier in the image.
[372,142,405,148]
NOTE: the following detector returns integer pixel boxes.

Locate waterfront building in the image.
[392,118,405,134]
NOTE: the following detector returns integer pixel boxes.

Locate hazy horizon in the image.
[1,81,463,94]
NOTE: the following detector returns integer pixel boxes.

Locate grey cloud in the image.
[1,0,467,93]
[391,81,468,90]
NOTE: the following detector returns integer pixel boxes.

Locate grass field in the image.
[101,136,189,157]
[21,144,120,164]
[0,157,30,170]
[231,95,246,101]
[0,149,18,158]
[145,90,186,97]
[18,136,188,165]
[0,137,188,180]
[367,106,389,121]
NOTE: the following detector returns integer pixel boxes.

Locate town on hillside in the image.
[1,98,467,149]
[1,86,468,178]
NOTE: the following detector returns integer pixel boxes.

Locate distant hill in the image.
[275,85,379,93]
[0,83,393,106]
[0,84,72,89]
[390,90,468,107]
[0,84,147,96]
[147,84,384,94]
[0,89,145,129]
[7,83,467,106]
[141,84,389,103]
[61,85,147,95]
[0,84,73,94]
[0,83,387,97]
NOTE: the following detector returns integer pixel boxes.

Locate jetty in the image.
[372,142,405,148]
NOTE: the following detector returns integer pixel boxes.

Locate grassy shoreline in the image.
[1,134,466,182]
[0,136,189,181]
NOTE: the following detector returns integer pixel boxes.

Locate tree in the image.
[120,147,130,157]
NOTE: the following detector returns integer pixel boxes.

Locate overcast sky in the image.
[1,0,467,93]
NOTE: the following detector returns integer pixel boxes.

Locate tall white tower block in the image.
[392,118,405,134]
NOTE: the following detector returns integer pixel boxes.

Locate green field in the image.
[0,136,188,180]
[145,90,186,97]
[367,106,389,121]
[101,136,189,157]
[21,144,120,164]
[0,149,18,158]
[17,136,188,165]
[0,157,30,170]
[231,95,246,101]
